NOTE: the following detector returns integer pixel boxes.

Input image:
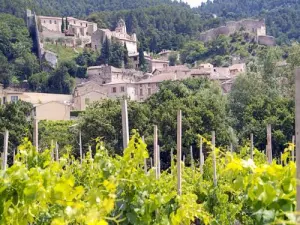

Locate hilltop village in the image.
[2,10,277,121]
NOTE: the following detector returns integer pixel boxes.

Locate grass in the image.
[44,43,83,63]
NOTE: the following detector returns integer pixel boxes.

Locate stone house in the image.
[73,81,107,111]
[33,101,71,120]
[38,16,97,38]
[0,86,72,121]
[145,56,169,73]
[91,19,138,54]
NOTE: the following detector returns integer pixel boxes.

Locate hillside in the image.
[198,0,300,44]
[88,5,206,53]
[0,0,189,18]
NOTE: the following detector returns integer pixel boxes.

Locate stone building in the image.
[0,85,72,120]
[86,65,144,84]
[38,16,97,38]
[91,19,138,54]
[73,81,107,111]
[199,19,275,46]
[145,56,169,73]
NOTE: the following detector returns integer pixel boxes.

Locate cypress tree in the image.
[123,43,129,68]
[98,36,111,65]
[138,43,146,71]
[61,17,65,32]
[65,17,69,30]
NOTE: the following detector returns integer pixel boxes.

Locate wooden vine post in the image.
[267,124,272,164]
[190,146,194,169]
[250,133,254,160]
[33,118,39,151]
[177,110,182,195]
[55,141,59,161]
[295,67,300,212]
[199,136,203,174]
[153,125,158,179]
[212,131,217,186]
[292,135,295,162]
[2,130,9,171]
[158,145,161,178]
[142,136,147,174]
[122,99,129,150]
[79,129,83,164]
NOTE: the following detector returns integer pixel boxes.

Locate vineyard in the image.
[0,129,296,225]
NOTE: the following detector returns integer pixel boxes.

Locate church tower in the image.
[115,19,127,34]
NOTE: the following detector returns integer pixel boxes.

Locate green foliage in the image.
[38,120,76,153]
[109,39,125,68]
[80,78,231,164]
[0,131,296,224]
[0,101,33,164]
[0,13,39,86]
[168,52,178,66]
[88,5,204,53]
[61,17,65,32]
[47,65,75,94]
[180,41,207,64]
[98,37,111,65]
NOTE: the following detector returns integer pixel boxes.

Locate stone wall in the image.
[258,35,276,46]
[199,19,266,42]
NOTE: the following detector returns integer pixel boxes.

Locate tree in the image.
[65,17,69,30]
[98,36,111,65]
[123,43,129,68]
[61,17,65,32]
[180,41,207,64]
[28,72,49,92]
[168,53,178,66]
[0,101,33,164]
[228,72,294,156]
[138,44,147,72]
[79,99,151,155]
[109,40,124,68]
[48,65,75,94]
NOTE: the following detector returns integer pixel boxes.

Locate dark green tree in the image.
[123,43,129,68]
[98,36,111,65]
[61,17,65,32]
[138,43,147,72]
[47,65,75,94]
[109,40,125,68]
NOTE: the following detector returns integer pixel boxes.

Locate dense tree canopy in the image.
[0,13,39,86]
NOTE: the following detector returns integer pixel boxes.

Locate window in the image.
[11,96,18,103]
[121,86,125,92]
[140,84,142,87]
[85,98,90,105]
[134,57,138,61]
[140,89,143,96]
[81,23,82,26]
[50,20,52,24]
[74,20,76,24]
[148,88,151,95]
[148,83,151,87]
[3,97,6,104]
[54,20,57,24]
[112,87,117,93]
[44,20,46,23]
[86,23,88,27]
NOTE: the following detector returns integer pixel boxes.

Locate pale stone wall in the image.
[74,91,107,111]
[146,58,169,73]
[258,35,276,46]
[106,83,138,101]
[35,102,70,121]
[199,19,267,42]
